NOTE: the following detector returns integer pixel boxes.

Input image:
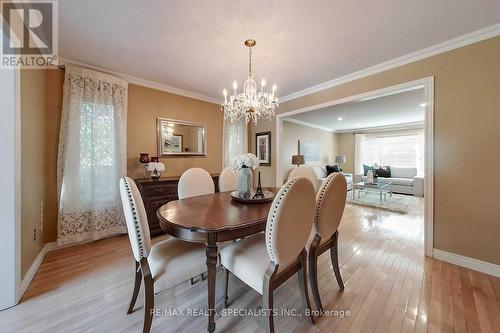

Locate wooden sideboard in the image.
[135,174,219,237]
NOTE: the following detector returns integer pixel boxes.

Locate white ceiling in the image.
[59,1,500,101]
[284,88,425,131]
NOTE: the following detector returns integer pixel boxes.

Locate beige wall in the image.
[44,69,64,243]
[337,133,355,174]
[20,70,46,278]
[280,121,337,183]
[252,36,500,265]
[36,76,223,251]
[127,84,222,179]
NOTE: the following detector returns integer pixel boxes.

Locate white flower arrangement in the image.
[146,162,165,172]
[230,153,260,171]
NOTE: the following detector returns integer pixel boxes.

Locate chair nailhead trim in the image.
[314,173,337,235]
[123,178,147,259]
[267,177,299,263]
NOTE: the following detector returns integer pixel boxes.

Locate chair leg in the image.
[263,263,278,333]
[331,231,344,291]
[127,261,142,314]
[140,259,154,333]
[223,268,229,308]
[308,236,323,311]
[263,285,275,333]
[299,250,315,324]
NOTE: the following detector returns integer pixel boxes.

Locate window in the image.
[358,130,424,174]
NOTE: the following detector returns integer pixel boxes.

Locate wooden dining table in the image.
[156,187,280,333]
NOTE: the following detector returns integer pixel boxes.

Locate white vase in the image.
[237,167,253,198]
[367,170,374,183]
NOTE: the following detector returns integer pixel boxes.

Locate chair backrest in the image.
[265,177,316,266]
[288,166,318,191]
[313,173,347,239]
[119,177,152,262]
[178,167,215,199]
[219,167,238,192]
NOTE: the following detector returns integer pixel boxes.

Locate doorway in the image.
[275,77,434,256]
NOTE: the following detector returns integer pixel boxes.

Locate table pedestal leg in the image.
[206,240,218,333]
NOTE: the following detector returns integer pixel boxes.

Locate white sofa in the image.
[354,166,424,197]
[310,166,353,191]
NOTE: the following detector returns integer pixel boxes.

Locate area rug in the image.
[346,192,418,214]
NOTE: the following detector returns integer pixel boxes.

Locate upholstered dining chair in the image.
[307,172,347,311]
[220,177,316,333]
[218,167,238,192]
[288,166,319,192]
[119,177,207,333]
[178,167,215,199]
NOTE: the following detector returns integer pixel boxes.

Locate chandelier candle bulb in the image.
[233,81,238,93]
[261,78,266,92]
[223,89,227,103]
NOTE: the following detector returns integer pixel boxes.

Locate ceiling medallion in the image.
[221,39,279,124]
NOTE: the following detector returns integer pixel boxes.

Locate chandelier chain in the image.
[248,46,252,77]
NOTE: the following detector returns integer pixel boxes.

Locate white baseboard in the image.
[433,249,500,277]
[20,244,47,297]
[19,241,60,298]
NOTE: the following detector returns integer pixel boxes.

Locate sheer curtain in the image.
[354,133,365,175]
[223,118,247,168]
[57,66,128,246]
[355,130,425,175]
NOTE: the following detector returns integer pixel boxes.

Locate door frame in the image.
[0,68,22,309]
[276,77,434,256]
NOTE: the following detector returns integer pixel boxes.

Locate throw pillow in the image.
[326,164,340,176]
[363,164,375,176]
[375,166,391,178]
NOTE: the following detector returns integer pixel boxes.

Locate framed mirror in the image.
[157,118,207,157]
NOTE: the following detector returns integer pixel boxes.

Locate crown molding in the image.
[335,121,425,134]
[57,57,220,104]
[282,117,335,133]
[280,23,500,103]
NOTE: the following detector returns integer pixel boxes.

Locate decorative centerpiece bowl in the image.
[230,190,274,203]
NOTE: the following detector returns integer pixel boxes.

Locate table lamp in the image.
[335,155,346,171]
[292,140,305,167]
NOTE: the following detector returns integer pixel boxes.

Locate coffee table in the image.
[353,180,393,203]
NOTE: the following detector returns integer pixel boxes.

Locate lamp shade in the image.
[335,155,346,164]
[292,155,305,166]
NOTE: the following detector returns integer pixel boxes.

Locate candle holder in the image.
[139,153,150,164]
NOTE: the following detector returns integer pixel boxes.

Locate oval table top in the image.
[157,187,280,243]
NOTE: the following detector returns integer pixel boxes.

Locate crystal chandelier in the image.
[221,39,279,124]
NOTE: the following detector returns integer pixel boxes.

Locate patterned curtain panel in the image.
[57,65,128,246]
[222,118,247,168]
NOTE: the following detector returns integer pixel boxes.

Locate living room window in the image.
[357,130,425,174]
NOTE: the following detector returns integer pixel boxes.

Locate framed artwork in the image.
[255,131,271,166]
[163,134,183,153]
[300,141,320,162]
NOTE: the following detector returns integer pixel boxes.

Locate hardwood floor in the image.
[2,199,500,332]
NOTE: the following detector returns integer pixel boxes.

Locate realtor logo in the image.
[1,0,58,68]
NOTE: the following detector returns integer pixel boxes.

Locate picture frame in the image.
[157,118,207,157]
[164,134,183,153]
[255,131,271,166]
